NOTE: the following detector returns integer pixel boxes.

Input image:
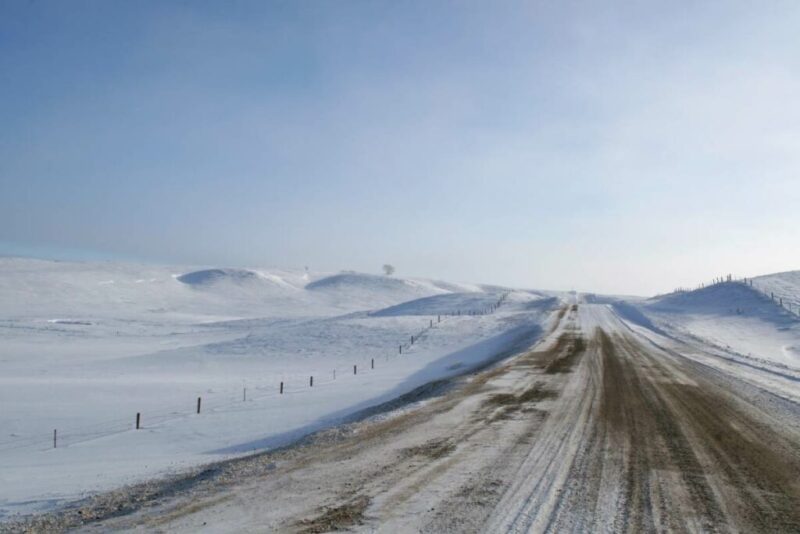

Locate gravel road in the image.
[11,303,800,533]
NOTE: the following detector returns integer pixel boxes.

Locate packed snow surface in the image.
[0,258,552,520]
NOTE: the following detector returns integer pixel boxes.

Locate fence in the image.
[0,292,510,453]
[665,274,800,318]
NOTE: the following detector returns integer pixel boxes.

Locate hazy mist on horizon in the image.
[2,1,799,295]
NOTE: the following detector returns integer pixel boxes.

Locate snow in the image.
[371,291,535,317]
[751,270,800,316]
[632,281,800,369]
[176,268,263,286]
[0,258,553,520]
[5,257,798,525]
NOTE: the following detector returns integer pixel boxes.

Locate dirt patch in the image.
[296,496,370,533]
[485,383,557,408]
[485,393,520,406]
[400,438,456,460]
[519,384,557,403]
[483,383,557,422]
[515,331,584,371]
[544,334,585,374]
[147,494,235,526]
[455,478,504,504]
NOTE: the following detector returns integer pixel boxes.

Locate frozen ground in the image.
[3,260,800,533]
[0,258,553,521]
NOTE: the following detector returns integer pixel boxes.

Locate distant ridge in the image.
[177,268,259,286]
[305,272,412,292]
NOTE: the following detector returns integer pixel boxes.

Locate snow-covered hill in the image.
[0,258,474,323]
[639,281,800,369]
[751,270,800,315]
[0,258,554,520]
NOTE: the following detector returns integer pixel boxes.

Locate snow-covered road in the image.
[15,301,799,532]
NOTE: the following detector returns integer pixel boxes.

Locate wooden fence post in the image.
[53,429,57,449]
[371,358,374,369]
[310,376,313,387]
[136,412,141,430]
[354,364,357,375]
[197,397,201,414]
[280,381,284,394]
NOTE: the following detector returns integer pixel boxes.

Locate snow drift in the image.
[637,281,800,369]
[371,292,503,317]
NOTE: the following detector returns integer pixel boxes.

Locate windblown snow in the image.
[3,258,799,526]
[0,258,550,520]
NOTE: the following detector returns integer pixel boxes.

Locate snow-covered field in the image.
[4,258,800,528]
[0,258,554,520]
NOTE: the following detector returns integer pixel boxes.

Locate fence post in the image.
[197,397,201,414]
[371,358,374,369]
[136,412,141,430]
[280,381,284,394]
[243,387,246,402]
[430,319,433,328]
[411,335,414,345]
[438,315,441,323]
[310,376,313,387]
[354,365,357,375]
[333,369,336,380]
[399,345,402,354]
[53,429,57,449]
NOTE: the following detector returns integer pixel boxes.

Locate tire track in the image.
[486,305,800,533]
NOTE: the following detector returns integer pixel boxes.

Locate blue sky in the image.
[1,1,799,295]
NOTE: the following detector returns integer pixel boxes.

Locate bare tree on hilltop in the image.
[382,264,395,276]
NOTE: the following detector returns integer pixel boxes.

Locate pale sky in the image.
[1,1,799,295]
